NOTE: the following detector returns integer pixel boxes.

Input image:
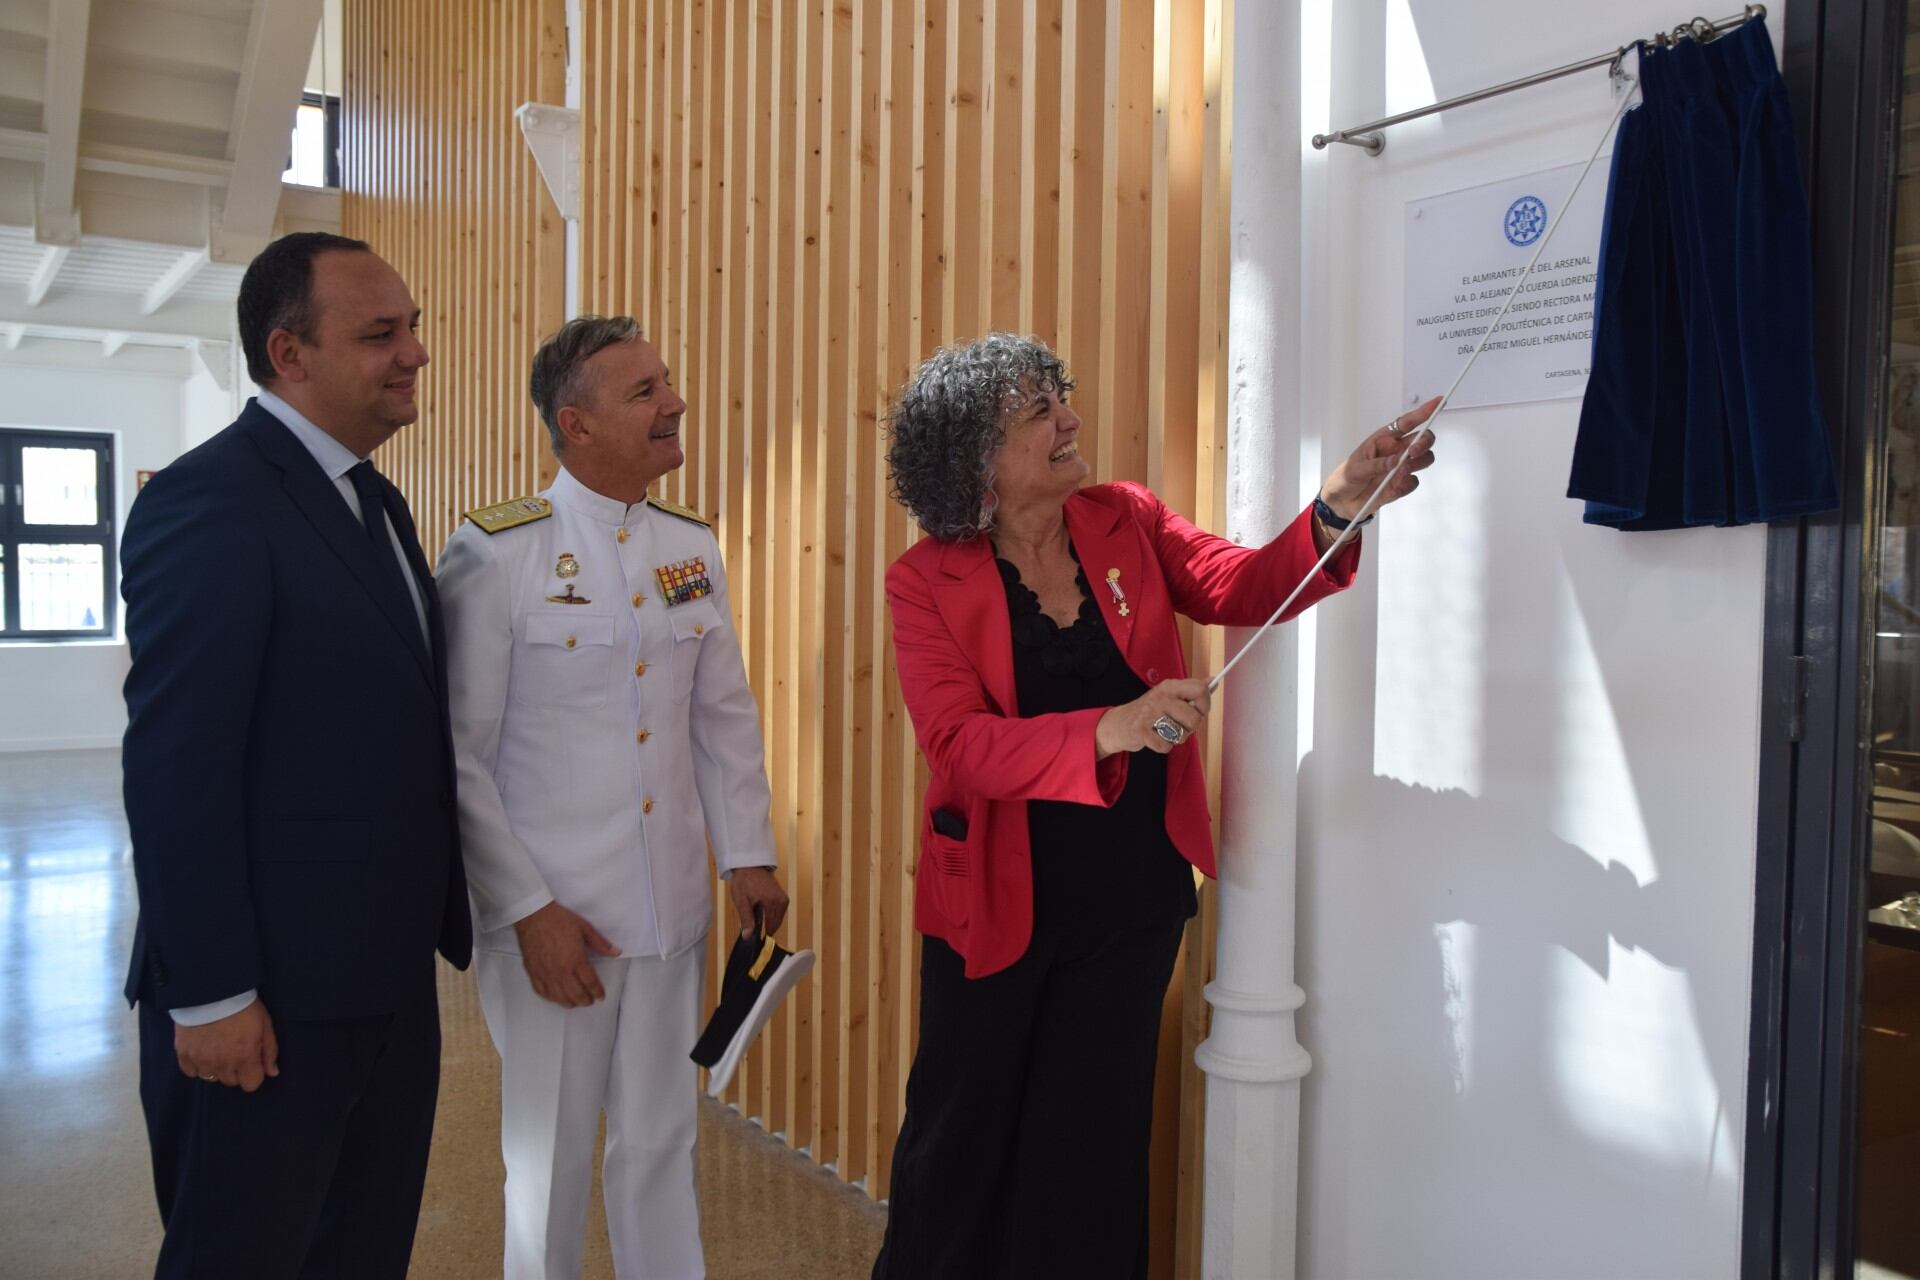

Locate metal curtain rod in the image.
[1311,4,1767,155]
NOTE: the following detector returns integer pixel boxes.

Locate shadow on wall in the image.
[1292,415,1760,1279]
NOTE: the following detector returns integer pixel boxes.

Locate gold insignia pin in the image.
[1105,568,1130,617]
[556,552,581,579]
[545,584,592,605]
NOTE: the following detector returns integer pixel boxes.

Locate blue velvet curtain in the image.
[1569,18,1837,529]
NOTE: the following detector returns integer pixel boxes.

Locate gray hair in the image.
[885,333,1075,541]
[528,315,645,455]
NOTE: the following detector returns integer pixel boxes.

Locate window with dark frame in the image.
[284,91,342,190]
[0,429,117,642]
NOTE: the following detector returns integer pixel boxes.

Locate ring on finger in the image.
[1151,714,1187,745]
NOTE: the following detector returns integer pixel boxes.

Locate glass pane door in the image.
[1858,6,1920,1274]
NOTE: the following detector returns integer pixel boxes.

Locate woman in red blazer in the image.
[871,334,1436,1278]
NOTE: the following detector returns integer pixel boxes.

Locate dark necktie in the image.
[347,460,419,628]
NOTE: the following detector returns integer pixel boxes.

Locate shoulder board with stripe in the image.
[647,496,711,528]
[465,496,553,534]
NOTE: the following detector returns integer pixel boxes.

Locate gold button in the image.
[565,635,577,649]
[617,527,629,543]
[636,729,651,744]
[642,797,655,814]
[632,593,645,607]
[634,660,647,677]
[693,623,704,636]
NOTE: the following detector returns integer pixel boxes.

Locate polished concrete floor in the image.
[0,749,885,1279]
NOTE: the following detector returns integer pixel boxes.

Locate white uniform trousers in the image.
[477,943,706,1280]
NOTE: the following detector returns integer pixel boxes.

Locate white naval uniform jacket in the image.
[436,467,777,958]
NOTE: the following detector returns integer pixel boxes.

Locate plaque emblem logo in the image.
[1505,194,1547,247]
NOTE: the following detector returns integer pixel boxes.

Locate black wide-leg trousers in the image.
[873,915,1187,1280]
[136,981,441,1279]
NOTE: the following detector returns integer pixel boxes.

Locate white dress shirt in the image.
[436,467,777,959]
[170,392,431,1027]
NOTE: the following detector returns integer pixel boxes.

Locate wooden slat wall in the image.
[341,0,569,546]
[342,2,1233,1275]
[580,4,1234,1275]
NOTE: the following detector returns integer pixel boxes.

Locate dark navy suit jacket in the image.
[121,400,471,1022]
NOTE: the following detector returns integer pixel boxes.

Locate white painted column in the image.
[1194,0,1308,1275]
[562,0,583,321]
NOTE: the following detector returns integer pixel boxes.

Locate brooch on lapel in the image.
[656,557,714,606]
[1105,568,1130,618]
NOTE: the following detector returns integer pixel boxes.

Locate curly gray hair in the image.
[885,333,1076,541]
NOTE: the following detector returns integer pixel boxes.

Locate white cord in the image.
[1203,82,1639,696]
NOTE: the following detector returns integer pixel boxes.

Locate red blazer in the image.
[886,481,1361,977]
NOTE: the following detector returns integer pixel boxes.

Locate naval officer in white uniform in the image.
[436,315,790,1280]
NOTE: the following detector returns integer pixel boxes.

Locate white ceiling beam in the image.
[2,323,23,351]
[142,248,211,315]
[25,243,72,307]
[0,284,233,343]
[0,128,234,187]
[38,0,93,244]
[82,142,232,187]
[101,331,128,358]
[219,0,326,253]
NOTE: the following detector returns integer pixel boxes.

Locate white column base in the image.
[1194,980,1311,1082]
[1202,1074,1305,1280]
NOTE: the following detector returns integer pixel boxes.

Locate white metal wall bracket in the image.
[516,103,581,221]
[193,339,236,392]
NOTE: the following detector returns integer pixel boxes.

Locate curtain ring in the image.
[1608,43,1640,90]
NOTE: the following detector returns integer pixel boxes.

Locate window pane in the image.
[19,544,104,632]
[21,446,99,526]
[1862,10,1920,1276]
[284,103,328,187]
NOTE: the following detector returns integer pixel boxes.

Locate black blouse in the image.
[998,548,1199,941]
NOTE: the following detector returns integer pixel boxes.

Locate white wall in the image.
[1290,4,1771,1276]
[0,341,231,752]
[304,0,343,99]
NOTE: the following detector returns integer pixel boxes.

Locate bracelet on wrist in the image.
[1314,494,1374,532]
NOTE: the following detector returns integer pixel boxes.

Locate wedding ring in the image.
[199,1074,216,1082]
[1152,715,1187,744]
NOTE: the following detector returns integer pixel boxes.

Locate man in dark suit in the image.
[120,231,472,1278]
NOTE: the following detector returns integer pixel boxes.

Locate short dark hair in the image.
[886,333,1075,540]
[528,315,645,456]
[237,232,374,385]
